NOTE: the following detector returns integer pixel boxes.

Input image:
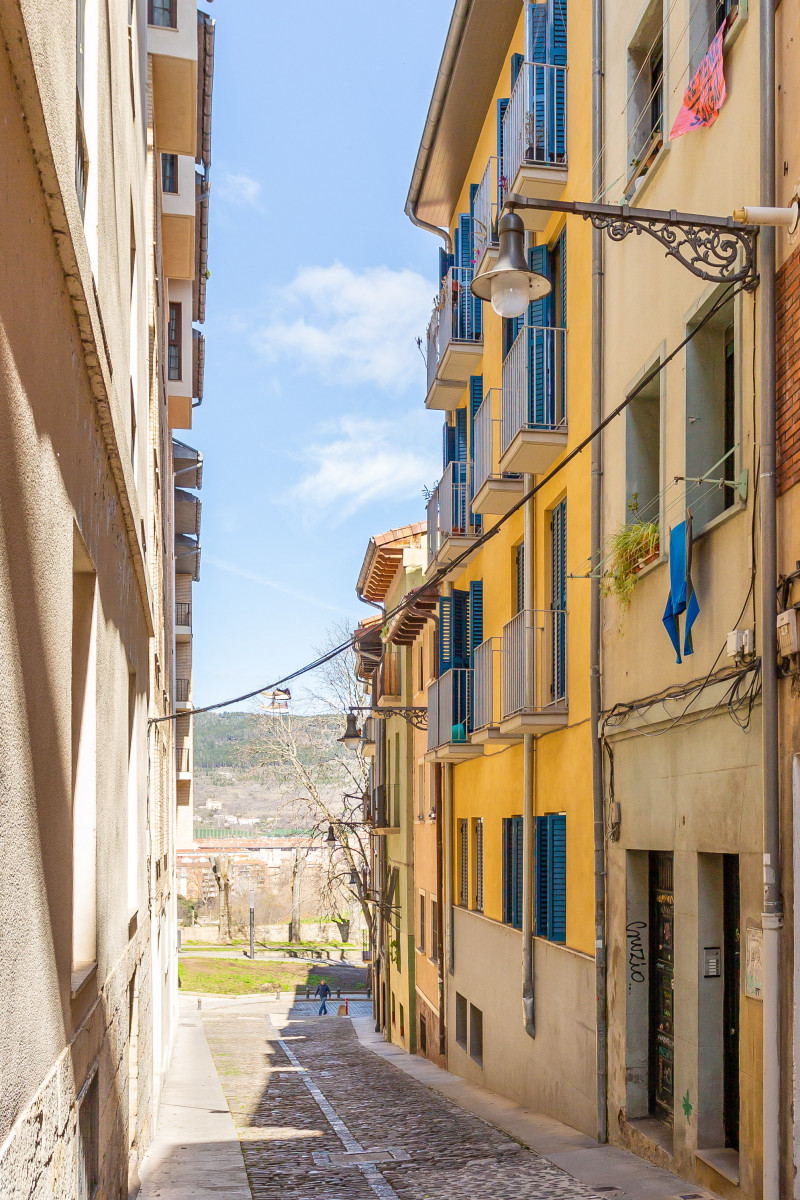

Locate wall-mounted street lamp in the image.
[470,210,551,318]
[339,706,428,741]
[339,711,362,751]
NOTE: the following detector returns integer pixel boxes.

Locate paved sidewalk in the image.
[138,996,251,1199]
[352,1018,720,1200]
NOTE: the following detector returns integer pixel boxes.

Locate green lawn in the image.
[178,956,366,996]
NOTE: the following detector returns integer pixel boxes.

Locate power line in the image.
[149,278,750,726]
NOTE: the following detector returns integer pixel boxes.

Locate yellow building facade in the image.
[407,0,599,1135]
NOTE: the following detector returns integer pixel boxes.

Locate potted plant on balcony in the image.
[602,496,660,613]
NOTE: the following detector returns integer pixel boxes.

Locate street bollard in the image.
[197,997,202,1010]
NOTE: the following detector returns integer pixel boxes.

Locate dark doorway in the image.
[649,852,674,1126]
[723,854,740,1151]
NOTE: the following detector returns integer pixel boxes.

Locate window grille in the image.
[168,303,182,380]
[475,818,484,911]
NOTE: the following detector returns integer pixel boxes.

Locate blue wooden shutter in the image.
[527,1,548,62]
[469,376,484,532]
[469,581,484,661]
[511,52,524,88]
[497,97,510,199]
[551,499,567,700]
[528,245,551,426]
[512,816,524,929]
[558,228,567,420]
[443,421,456,472]
[551,0,567,158]
[549,812,567,941]
[439,595,453,672]
[536,815,549,936]
[502,819,512,923]
[455,213,472,269]
[452,589,469,669]
[455,407,468,464]
[439,248,454,287]
[558,228,567,328]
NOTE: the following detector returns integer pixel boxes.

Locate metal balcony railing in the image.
[502,609,567,718]
[176,747,191,773]
[473,157,500,266]
[426,266,482,394]
[473,638,503,731]
[501,326,567,457]
[474,389,521,494]
[176,601,191,627]
[176,678,190,702]
[426,462,478,568]
[502,61,568,187]
[428,669,473,749]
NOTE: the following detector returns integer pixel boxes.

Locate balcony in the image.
[426,670,483,763]
[175,601,191,641]
[502,61,568,231]
[471,638,520,747]
[361,716,376,760]
[425,267,482,411]
[473,389,524,516]
[148,0,201,157]
[426,462,480,580]
[176,746,192,779]
[377,654,401,707]
[500,326,567,475]
[500,609,568,736]
[472,157,501,278]
[176,677,191,709]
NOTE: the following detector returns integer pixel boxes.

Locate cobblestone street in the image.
[202,1002,607,1200]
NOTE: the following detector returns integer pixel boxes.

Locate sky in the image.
[191,1,454,709]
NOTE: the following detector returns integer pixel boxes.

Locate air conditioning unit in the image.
[777,609,800,657]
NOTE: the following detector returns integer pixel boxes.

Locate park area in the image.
[177,955,369,997]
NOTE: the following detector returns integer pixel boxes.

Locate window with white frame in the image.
[626,0,665,196]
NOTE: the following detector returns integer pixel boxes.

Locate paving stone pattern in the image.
[203,1005,605,1200]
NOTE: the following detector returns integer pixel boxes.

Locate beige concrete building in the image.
[0,0,213,1194]
[598,5,767,1196]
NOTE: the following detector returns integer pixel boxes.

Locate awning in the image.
[173,438,203,490]
[175,488,201,537]
[384,586,438,646]
[175,534,201,582]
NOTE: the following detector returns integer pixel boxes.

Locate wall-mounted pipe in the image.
[759,0,782,1194]
[591,0,608,1147]
[522,474,535,1037]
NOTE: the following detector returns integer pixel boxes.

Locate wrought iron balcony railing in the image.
[426,461,479,570]
[502,60,568,189]
[502,608,567,721]
[426,266,483,396]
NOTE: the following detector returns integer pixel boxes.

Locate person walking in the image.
[314,978,332,1016]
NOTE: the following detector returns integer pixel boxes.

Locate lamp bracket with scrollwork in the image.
[350,704,428,731]
[504,194,759,290]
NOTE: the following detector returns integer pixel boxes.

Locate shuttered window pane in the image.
[459,819,468,906]
[475,818,484,912]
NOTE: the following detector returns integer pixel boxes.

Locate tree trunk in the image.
[288,850,302,943]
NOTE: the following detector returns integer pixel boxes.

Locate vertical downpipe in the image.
[591,0,608,1145]
[760,0,782,1194]
[522,474,536,1037]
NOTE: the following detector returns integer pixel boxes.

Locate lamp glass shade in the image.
[490,271,534,318]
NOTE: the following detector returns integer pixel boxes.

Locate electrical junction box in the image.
[727,628,755,658]
[777,609,800,657]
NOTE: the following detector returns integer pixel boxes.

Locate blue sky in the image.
[191,1,453,708]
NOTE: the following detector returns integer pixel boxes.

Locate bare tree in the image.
[248,624,374,950]
[208,854,233,943]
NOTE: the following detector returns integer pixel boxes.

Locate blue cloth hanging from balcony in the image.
[662,516,700,663]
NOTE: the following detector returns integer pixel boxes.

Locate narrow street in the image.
[140,996,725,1200]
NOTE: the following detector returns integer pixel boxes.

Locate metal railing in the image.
[176,601,191,627]
[426,489,440,569]
[473,157,500,265]
[502,608,567,718]
[439,668,472,745]
[474,389,520,494]
[176,747,191,773]
[473,638,503,731]
[501,326,567,457]
[502,61,567,187]
[176,677,190,702]
[427,462,478,567]
[426,266,482,394]
[427,678,440,752]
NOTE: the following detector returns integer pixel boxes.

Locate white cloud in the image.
[290,412,440,520]
[216,171,263,209]
[253,263,433,392]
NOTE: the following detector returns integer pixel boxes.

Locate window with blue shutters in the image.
[526,234,566,429]
[443,421,456,472]
[550,498,567,702]
[515,543,525,614]
[438,595,453,673]
[455,407,468,466]
[468,581,483,660]
[524,1,567,163]
[502,816,525,929]
[438,247,454,287]
[536,813,566,941]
